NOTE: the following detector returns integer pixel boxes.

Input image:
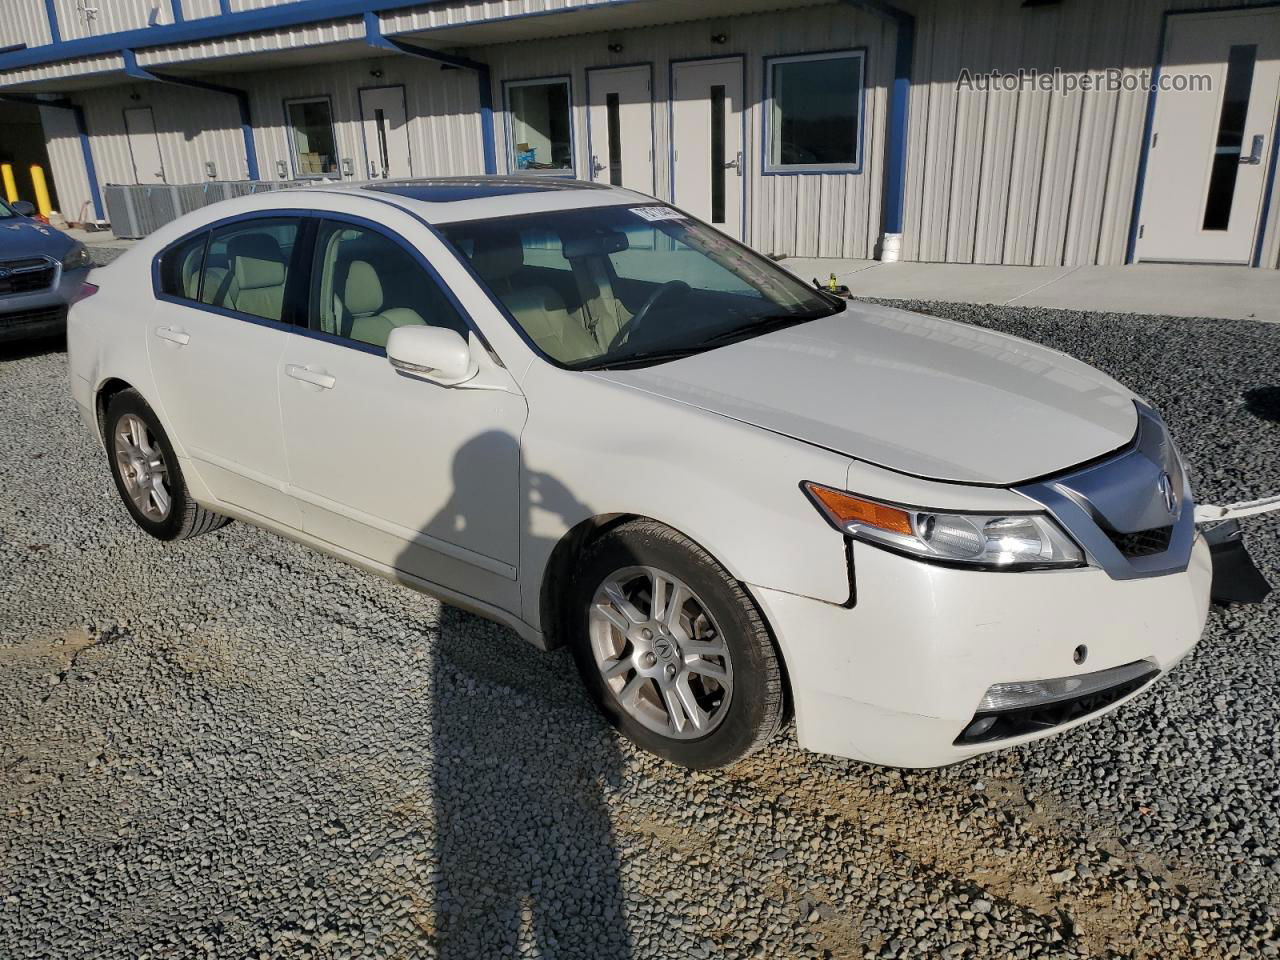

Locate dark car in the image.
[0,198,94,342]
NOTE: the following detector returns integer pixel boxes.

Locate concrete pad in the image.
[776,257,877,284]
[1009,263,1280,323]
[844,261,1078,304]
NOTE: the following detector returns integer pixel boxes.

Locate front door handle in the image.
[725,151,743,176]
[285,364,336,390]
[1240,134,1265,166]
[591,154,606,177]
[154,325,190,346]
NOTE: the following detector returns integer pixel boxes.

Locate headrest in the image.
[470,232,524,279]
[343,260,384,315]
[229,234,286,290]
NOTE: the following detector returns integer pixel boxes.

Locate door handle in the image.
[591,154,606,177]
[1239,134,1265,166]
[154,325,189,346]
[285,364,336,389]
[725,151,743,176]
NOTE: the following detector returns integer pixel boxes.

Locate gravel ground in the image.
[1,300,1278,960]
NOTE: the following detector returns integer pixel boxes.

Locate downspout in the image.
[364,11,497,175]
[841,0,914,262]
[0,93,104,221]
[122,48,261,181]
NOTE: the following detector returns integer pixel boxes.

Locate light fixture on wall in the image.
[710,33,728,44]
[607,42,624,54]
[129,90,141,101]
[205,161,217,179]
[370,67,384,79]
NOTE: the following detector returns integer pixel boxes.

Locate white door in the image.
[279,218,526,611]
[147,218,303,527]
[359,86,413,179]
[671,58,745,240]
[1136,8,1280,264]
[124,106,165,184]
[587,65,655,193]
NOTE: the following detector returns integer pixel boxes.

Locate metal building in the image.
[1,0,1277,268]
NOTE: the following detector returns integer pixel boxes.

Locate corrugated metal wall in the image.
[181,0,227,20]
[241,55,484,181]
[0,0,53,50]
[50,0,176,42]
[138,19,368,68]
[475,2,892,259]
[903,0,1280,268]
[39,105,95,220]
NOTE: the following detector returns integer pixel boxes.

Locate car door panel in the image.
[147,217,305,528]
[279,216,527,614]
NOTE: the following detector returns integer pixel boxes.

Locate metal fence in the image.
[102,180,314,239]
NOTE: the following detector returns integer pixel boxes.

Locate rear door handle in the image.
[285,364,336,390]
[154,326,189,346]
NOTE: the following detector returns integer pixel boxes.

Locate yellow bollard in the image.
[0,163,17,204]
[30,164,53,218]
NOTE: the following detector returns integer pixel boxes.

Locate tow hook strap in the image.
[1194,495,1280,523]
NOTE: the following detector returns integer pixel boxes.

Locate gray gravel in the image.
[1,302,1278,960]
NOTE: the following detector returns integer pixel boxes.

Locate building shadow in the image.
[398,431,633,959]
[1244,386,1280,424]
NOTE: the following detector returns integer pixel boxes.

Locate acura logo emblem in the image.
[1157,472,1178,516]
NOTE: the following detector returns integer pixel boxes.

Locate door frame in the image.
[357,83,413,180]
[668,54,748,240]
[584,62,657,195]
[1128,2,1280,267]
[122,105,165,185]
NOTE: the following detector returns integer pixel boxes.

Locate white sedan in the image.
[68,178,1212,769]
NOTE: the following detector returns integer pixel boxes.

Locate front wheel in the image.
[570,520,785,769]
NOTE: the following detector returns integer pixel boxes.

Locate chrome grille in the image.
[0,257,55,295]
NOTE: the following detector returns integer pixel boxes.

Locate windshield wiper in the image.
[700,308,834,348]
[572,346,708,371]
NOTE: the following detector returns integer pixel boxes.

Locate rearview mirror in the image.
[386,325,477,386]
[11,201,35,217]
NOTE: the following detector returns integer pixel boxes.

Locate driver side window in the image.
[311,220,469,349]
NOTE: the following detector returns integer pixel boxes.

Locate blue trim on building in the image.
[41,0,61,45]
[122,49,261,181]
[363,11,497,174]
[169,0,185,24]
[839,0,912,240]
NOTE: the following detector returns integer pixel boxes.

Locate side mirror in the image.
[11,201,35,217]
[386,325,478,386]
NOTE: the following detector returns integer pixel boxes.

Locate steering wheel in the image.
[610,280,690,350]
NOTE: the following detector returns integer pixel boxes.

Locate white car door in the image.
[147,215,304,527]
[278,216,527,613]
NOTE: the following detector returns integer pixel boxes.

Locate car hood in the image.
[0,218,74,259]
[591,303,1138,485]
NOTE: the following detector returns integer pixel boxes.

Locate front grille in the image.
[0,258,56,295]
[1107,525,1173,558]
[0,304,67,329]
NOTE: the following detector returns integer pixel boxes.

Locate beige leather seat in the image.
[470,233,599,364]
[341,259,424,348]
[206,234,288,320]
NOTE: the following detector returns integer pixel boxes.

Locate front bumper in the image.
[0,264,90,343]
[750,534,1212,768]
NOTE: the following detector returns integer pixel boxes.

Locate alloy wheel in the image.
[113,413,172,522]
[588,565,733,739]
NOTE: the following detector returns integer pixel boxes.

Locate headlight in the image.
[803,482,1085,570]
[62,242,92,271]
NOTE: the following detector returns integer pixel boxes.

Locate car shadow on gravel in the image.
[0,334,65,363]
[401,433,633,959]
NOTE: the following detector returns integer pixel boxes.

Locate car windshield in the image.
[438,204,844,369]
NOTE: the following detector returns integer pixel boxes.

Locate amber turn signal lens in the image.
[803,483,913,536]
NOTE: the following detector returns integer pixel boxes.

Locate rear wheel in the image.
[105,389,229,541]
[570,520,785,769]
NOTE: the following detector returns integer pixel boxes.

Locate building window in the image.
[764,51,865,173]
[505,78,574,175]
[286,97,339,178]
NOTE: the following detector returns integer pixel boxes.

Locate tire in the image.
[104,389,230,541]
[569,519,785,769]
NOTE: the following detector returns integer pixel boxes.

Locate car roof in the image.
[290,176,653,224]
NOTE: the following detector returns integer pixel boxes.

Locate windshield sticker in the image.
[631,206,688,222]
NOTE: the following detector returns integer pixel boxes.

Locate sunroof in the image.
[364,177,608,203]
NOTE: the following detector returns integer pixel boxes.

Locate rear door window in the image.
[200,218,302,323]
